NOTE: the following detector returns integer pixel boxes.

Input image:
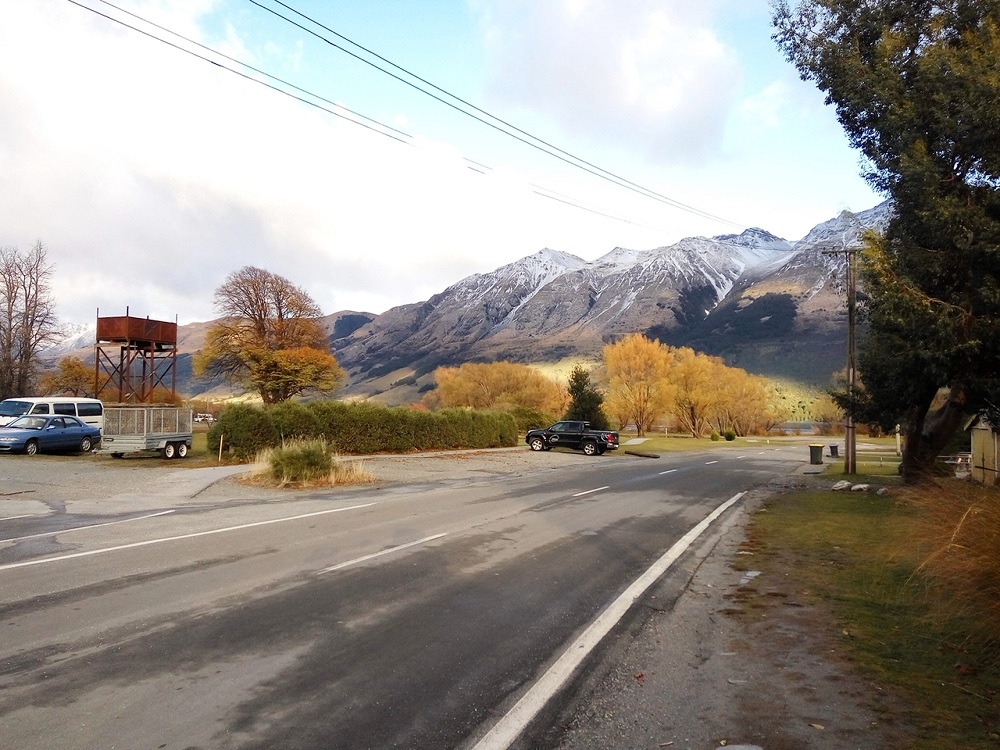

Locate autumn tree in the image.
[0,242,58,400]
[39,356,94,397]
[773,1,1000,481]
[603,334,674,436]
[431,361,568,416]
[669,347,721,438]
[194,267,344,404]
[711,367,784,436]
[564,365,609,429]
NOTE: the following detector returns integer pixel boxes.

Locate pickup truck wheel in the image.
[79,436,93,453]
[162,443,176,459]
[529,437,545,451]
[176,443,188,458]
[582,440,598,456]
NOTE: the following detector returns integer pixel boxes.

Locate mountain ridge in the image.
[41,202,892,402]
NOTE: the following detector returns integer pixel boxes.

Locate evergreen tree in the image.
[774,1,1000,481]
[564,365,610,430]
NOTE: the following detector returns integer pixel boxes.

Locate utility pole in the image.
[823,234,859,475]
[845,245,857,474]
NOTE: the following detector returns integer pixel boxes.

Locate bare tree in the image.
[0,242,58,400]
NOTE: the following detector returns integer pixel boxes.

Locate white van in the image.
[0,397,105,429]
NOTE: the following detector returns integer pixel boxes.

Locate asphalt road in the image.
[0,444,804,750]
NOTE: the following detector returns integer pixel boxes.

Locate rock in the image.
[832,480,852,491]
[850,483,871,492]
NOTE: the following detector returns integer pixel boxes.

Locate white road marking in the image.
[658,469,677,475]
[472,492,746,750]
[318,533,449,573]
[705,460,719,465]
[1,510,176,544]
[1,514,37,522]
[0,503,375,573]
[736,455,747,459]
[571,486,609,498]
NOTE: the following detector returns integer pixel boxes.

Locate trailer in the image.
[97,407,193,459]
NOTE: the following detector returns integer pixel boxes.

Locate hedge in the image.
[208,401,518,461]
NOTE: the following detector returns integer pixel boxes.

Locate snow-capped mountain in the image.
[40,201,892,397]
[332,203,891,396]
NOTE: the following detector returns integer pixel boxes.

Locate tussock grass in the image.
[906,481,1000,658]
[747,481,1000,749]
[248,440,376,488]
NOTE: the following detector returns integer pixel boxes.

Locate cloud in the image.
[475,0,742,164]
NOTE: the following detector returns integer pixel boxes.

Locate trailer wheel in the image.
[162,443,176,459]
[176,443,188,458]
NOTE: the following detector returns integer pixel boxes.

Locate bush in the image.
[724,429,737,441]
[266,439,332,483]
[210,400,519,461]
[209,403,280,461]
[710,430,721,441]
[269,401,321,441]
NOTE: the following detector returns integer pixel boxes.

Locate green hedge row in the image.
[207,401,519,461]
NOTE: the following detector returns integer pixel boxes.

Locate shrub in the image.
[710,430,721,441]
[209,403,280,461]
[269,401,321,441]
[251,439,377,487]
[267,439,332,483]
[724,429,737,441]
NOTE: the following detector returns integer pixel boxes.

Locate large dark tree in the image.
[564,365,609,430]
[194,267,344,404]
[774,1,1000,481]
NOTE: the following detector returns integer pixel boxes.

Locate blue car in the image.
[0,414,101,455]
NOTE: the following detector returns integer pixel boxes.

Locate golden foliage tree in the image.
[39,356,94,397]
[194,267,344,404]
[603,334,674,436]
[669,347,721,438]
[431,361,568,416]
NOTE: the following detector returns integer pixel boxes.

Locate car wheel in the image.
[176,442,188,458]
[529,437,545,451]
[24,440,39,456]
[582,440,598,456]
[80,436,93,453]
[162,443,176,459]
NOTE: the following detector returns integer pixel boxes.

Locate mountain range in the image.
[42,202,892,403]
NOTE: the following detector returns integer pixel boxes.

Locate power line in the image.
[66,0,411,144]
[64,0,744,237]
[245,0,745,230]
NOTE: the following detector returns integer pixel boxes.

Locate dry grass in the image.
[245,440,377,488]
[905,481,1000,658]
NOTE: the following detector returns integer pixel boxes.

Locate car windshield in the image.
[0,400,30,417]
[7,416,45,430]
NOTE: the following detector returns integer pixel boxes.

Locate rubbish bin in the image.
[809,444,824,465]
[829,444,839,458]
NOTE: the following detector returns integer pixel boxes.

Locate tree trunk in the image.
[901,384,967,483]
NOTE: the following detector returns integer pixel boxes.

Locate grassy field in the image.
[744,469,1000,749]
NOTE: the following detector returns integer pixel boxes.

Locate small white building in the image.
[966,409,1000,486]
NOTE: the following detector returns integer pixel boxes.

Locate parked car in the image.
[0,415,102,455]
[525,420,620,456]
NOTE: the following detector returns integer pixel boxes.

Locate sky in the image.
[0,0,883,327]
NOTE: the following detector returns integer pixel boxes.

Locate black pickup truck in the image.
[525,420,620,456]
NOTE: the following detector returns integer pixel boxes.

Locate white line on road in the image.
[705,460,719,465]
[318,533,449,573]
[1,514,37,522]
[571,486,610,498]
[658,469,677,475]
[0,503,376,573]
[472,492,746,750]
[0,510,176,544]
